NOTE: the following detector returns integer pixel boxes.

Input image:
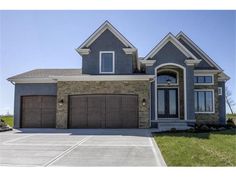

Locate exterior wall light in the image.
[166,79,171,86]
[142,98,146,106]
[59,99,64,106]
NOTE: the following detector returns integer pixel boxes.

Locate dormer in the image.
[76,21,138,75]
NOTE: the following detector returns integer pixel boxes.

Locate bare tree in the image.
[226,86,236,114]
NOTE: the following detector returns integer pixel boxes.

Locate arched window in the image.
[157,71,177,84]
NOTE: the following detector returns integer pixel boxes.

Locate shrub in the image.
[186,128,195,133]
[227,118,236,128]
[199,124,210,131]
[170,128,177,132]
[0,119,7,127]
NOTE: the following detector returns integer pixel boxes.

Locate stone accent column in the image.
[56,85,69,128]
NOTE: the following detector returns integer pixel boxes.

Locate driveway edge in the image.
[150,133,167,167]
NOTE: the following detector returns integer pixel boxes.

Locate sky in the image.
[0,10,235,115]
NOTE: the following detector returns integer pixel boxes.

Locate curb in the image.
[150,133,167,167]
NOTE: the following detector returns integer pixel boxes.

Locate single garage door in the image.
[21,96,56,128]
[69,95,138,128]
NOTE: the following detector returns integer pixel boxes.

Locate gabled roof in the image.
[143,33,200,61]
[176,31,223,71]
[77,21,136,50]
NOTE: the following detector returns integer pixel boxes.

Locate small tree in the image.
[226,86,236,114]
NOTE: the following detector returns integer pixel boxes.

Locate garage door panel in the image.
[41,96,56,128]
[87,95,105,128]
[122,111,138,128]
[41,109,56,128]
[21,96,56,128]
[121,96,138,128]
[22,109,41,128]
[69,96,88,128]
[41,96,56,108]
[69,94,138,129]
[105,95,122,128]
[22,96,41,109]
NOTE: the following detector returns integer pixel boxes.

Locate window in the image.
[157,71,177,85]
[99,51,115,73]
[218,87,222,95]
[194,75,213,84]
[194,90,214,113]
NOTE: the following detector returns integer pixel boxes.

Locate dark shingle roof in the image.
[8,69,83,80]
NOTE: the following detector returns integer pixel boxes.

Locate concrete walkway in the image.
[0,129,166,167]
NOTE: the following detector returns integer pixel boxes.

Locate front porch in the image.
[150,63,195,130]
[154,119,195,131]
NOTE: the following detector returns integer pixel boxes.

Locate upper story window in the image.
[157,71,177,85]
[99,51,115,74]
[194,75,213,85]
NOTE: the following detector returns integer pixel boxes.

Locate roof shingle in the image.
[8,69,83,80]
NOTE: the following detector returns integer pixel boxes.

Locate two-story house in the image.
[8,21,230,130]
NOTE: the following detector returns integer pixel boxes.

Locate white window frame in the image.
[156,69,179,86]
[99,51,115,74]
[156,86,180,119]
[218,87,223,96]
[194,89,215,114]
[153,63,187,121]
[194,74,214,85]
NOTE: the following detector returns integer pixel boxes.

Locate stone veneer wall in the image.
[56,81,150,128]
[194,74,219,123]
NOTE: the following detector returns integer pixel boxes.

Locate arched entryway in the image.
[154,63,187,120]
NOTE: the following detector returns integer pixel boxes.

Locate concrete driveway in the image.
[0,129,166,167]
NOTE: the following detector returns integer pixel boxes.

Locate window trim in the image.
[194,74,214,85]
[99,51,115,74]
[156,86,180,119]
[156,69,179,86]
[154,63,187,121]
[194,89,215,114]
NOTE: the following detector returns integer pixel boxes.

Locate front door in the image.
[157,88,178,118]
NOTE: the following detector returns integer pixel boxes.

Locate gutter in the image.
[7,75,156,83]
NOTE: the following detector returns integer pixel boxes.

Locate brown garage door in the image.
[69,95,138,128]
[21,96,56,128]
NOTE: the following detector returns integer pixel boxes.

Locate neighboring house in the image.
[8,21,230,130]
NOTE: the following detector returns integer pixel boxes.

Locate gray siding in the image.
[218,81,226,124]
[178,38,216,69]
[146,42,187,74]
[82,29,134,75]
[14,83,57,128]
[146,41,195,121]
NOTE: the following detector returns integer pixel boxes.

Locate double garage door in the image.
[21,96,56,128]
[21,95,138,128]
[69,94,138,128]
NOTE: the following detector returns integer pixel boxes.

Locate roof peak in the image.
[143,32,199,61]
[77,20,136,52]
[176,31,223,71]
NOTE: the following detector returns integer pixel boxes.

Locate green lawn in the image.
[1,116,14,127]
[227,114,236,119]
[154,129,236,166]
